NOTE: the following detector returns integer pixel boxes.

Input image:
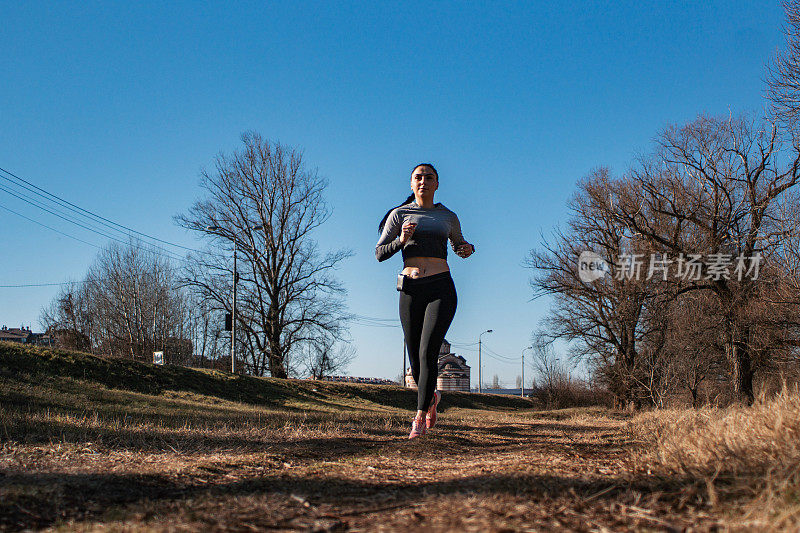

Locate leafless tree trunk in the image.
[176,132,352,378]
[661,291,725,407]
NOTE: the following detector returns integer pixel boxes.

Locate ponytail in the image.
[378,194,415,233]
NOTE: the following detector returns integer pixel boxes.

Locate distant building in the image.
[405,339,471,392]
[322,376,396,386]
[0,325,54,346]
[0,326,29,343]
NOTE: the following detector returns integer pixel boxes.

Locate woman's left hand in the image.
[456,243,475,258]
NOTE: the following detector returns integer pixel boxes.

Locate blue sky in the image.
[0,1,785,385]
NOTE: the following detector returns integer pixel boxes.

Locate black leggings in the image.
[399,271,458,411]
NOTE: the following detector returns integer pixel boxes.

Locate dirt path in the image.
[0,407,721,532]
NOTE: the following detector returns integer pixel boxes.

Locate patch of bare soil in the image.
[0,407,725,532]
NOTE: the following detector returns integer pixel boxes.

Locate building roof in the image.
[0,328,31,342]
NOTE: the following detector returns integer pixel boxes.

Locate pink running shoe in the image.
[409,416,426,439]
[426,390,441,429]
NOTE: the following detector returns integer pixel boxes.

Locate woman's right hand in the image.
[400,222,417,244]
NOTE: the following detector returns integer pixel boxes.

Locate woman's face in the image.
[410,165,438,199]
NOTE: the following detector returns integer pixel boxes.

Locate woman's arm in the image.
[376,210,403,262]
[449,211,474,258]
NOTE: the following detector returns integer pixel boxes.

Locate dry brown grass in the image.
[5,342,799,531]
[1,398,643,532]
[631,387,800,530]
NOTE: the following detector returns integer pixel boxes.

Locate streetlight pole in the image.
[206,223,264,374]
[521,345,532,398]
[231,238,237,374]
[478,329,492,393]
[403,339,407,387]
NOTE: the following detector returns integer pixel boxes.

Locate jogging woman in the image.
[376,163,475,439]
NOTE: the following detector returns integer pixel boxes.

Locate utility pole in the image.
[206,223,264,375]
[521,345,532,398]
[231,238,237,374]
[478,329,493,393]
[403,340,407,387]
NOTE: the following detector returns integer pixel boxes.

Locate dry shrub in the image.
[528,379,613,410]
[631,387,800,529]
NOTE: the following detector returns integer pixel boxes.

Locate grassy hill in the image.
[0,340,532,415]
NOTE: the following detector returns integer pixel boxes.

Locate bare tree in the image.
[40,281,93,352]
[85,240,187,360]
[661,291,725,407]
[176,132,352,378]
[304,335,356,380]
[530,343,569,391]
[627,301,672,408]
[614,114,800,404]
[527,169,665,407]
[768,1,800,127]
[529,342,575,408]
[41,239,191,362]
[183,297,227,367]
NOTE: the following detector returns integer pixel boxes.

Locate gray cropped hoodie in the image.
[375,202,468,262]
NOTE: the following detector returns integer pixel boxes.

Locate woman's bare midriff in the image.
[402,257,450,278]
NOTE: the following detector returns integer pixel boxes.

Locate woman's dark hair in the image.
[377,163,438,233]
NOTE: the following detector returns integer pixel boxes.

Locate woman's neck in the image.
[414,195,435,208]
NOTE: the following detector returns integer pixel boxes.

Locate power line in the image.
[0,179,147,245]
[482,351,518,365]
[449,341,479,347]
[482,345,519,362]
[0,166,200,253]
[351,319,401,329]
[0,181,188,264]
[0,281,72,288]
[0,202,102,250]
[352,314,399,322]
[0,277,192,289]
[0,176,126,239]
[350,313,402,328]
[454,346,478,352]
[0,168,250,266]
[0,183,135,246]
